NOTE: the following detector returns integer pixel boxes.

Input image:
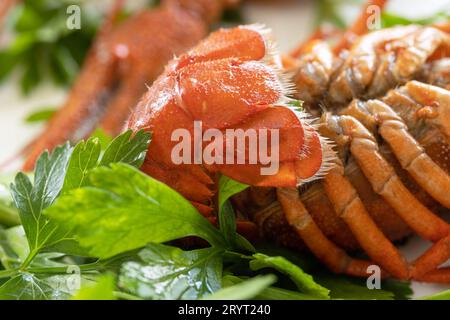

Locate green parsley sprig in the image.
[0,130,415,300]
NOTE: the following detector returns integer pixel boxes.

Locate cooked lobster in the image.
[126,16,450,283]
[16,0,449,283]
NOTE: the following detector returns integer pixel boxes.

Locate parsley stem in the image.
[224,250,252,261]
[0,269,19,279]
[26,262,100,274]
[19,249,39,271]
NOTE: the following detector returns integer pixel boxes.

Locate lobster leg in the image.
[141,157,214,207]
[415,267,450,284]
[343,99,450,208]
[277,187,374,277]
[21,0,127,171]
[368,28,450,98]
[23,53,119,171]
[290,27,341,59]
[322,160,409,279]
[23,0,221,171]
[336,115,450,242]
[422,59,450,90]
[323,115,450,281]
[99,72,147,135]
[293,41,335,106]
[328,25,418,105]
[401,81,450,141]
[411,235,450,278]
[390,27,450,80]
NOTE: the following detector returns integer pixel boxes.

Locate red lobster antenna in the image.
[333,0,388,53]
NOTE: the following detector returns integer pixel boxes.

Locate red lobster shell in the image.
[126,25,333,214]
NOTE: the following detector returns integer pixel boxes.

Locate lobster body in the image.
[128,23,450,283]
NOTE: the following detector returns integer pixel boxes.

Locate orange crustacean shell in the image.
[126,25,332,211]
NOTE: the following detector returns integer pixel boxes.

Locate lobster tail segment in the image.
[128,25,334,204]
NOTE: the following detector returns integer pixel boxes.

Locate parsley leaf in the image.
[89,128,113,150]
[9,129,152,263]
[62,129,150,194]
[218,201,239,248]
[119,244,223,300]
[0,272,76,300]
[0,227,24,269]
[10,143,74,263]
[0,226,29,269]
[222,275,319,300]
[0,225,92,300]
[0,177,21,227]
[315,275,412,300]
[0,199,20,227]
[286,99,304,110]
[71,274,116,300]
[217,175,254,252]
[0,225,78,272]
[379,279,413,300]
[203,274,276,300]
[46,163,226,258]
[61,137,102,193]
[99,130,151,168]
[24,107,57,124]
[421,289,450,300]
[381,11,450,28]
[218,175,248,213]
[250,253,330,299]
[317,0,355,29]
